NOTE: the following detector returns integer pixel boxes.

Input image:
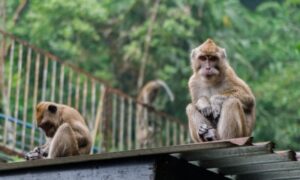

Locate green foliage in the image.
[4,0,300,150]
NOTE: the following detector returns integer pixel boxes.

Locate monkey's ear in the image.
[221,48,227,59]
[190,49,196,60]
[48,105,57,114]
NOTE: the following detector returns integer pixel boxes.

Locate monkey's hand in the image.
[195,97,212,117]
[25,147,47,160]
[210,95,228,120]
[198,123,218,141]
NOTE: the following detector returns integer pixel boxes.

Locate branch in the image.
[137,0,161,90]
[0,0,6,30]
[13,0,28,25]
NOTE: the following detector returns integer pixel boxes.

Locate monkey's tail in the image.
[155,80,175,102]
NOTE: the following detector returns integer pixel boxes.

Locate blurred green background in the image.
[2,0,300,150]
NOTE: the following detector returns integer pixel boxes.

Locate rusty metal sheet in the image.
[0,138,248,172]
[221,161,300,175]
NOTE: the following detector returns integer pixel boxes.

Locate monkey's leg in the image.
[186,104,217,142]
[217,98,248,139]
[48,123,79,158]
[72,126,92,155]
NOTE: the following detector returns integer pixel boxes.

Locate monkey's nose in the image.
[206,67,211,71]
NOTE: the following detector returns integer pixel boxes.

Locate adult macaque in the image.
[25,102,92,160]
[186,39,255,142]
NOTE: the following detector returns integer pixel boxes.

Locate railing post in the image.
[91,85,107,153]
[21,47,32,150]
[30,53,40,149]
[111,94,117,151]
[102,89,112,152]
[1,35,12,146]
[0,30,6,141]
[118,96,125,151]
[127,99,133,150]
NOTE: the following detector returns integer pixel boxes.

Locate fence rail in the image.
[0,29,189,155]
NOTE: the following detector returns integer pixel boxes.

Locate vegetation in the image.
[2,0,300,150]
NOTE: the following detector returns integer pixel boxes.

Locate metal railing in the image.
[0,29,190,155]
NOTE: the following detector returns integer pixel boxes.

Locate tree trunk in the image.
[137,0,161,90]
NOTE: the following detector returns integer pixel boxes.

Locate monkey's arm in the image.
[35,138,51,157]
[210,87,255,119]
[210,83,255,119]
[223,87,255,111]
[25,140,51,160]
[210,95,228,119]
[195,96,212,117]
[40,138,51,153]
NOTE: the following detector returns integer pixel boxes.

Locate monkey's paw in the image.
[195,97,212,117]
[200,106,213,117]
[25,147,47,160]
[198,124,217,142]
[203,129,218,141]
[198,123,209,136]
[196,103,212,117]
[210,95,227,119]
[25,151,43,160]
[211,104,221,120]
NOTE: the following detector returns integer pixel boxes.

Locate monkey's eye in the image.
[198,55,206,61]
[209,55,219,62]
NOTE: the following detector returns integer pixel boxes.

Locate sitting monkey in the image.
[186,39,255,142]
[25,102,92,160]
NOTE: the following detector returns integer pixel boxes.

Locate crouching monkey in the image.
[25,102,92,160]
[186,39,255,142]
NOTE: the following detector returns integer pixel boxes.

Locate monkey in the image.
[136,80,174,148]
[186,39,255,142]
[137,79,175,104]
[25,101,92,160]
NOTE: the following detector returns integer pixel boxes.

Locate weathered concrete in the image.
[0,156,228,180]
[1,158,155,180]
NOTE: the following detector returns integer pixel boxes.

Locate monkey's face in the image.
[197,54,220,77]
[190,39,227,81]
[36,102,61,138]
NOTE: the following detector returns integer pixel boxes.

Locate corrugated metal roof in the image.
[0,137,299,180]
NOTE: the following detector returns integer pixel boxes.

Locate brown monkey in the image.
[26,101,92,159]
[136,80,174,147]
[137,79,174,104]
[186,39,255,142]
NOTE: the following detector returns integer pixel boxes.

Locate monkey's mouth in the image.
[39,121,53,129]
[201,70,219,77]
